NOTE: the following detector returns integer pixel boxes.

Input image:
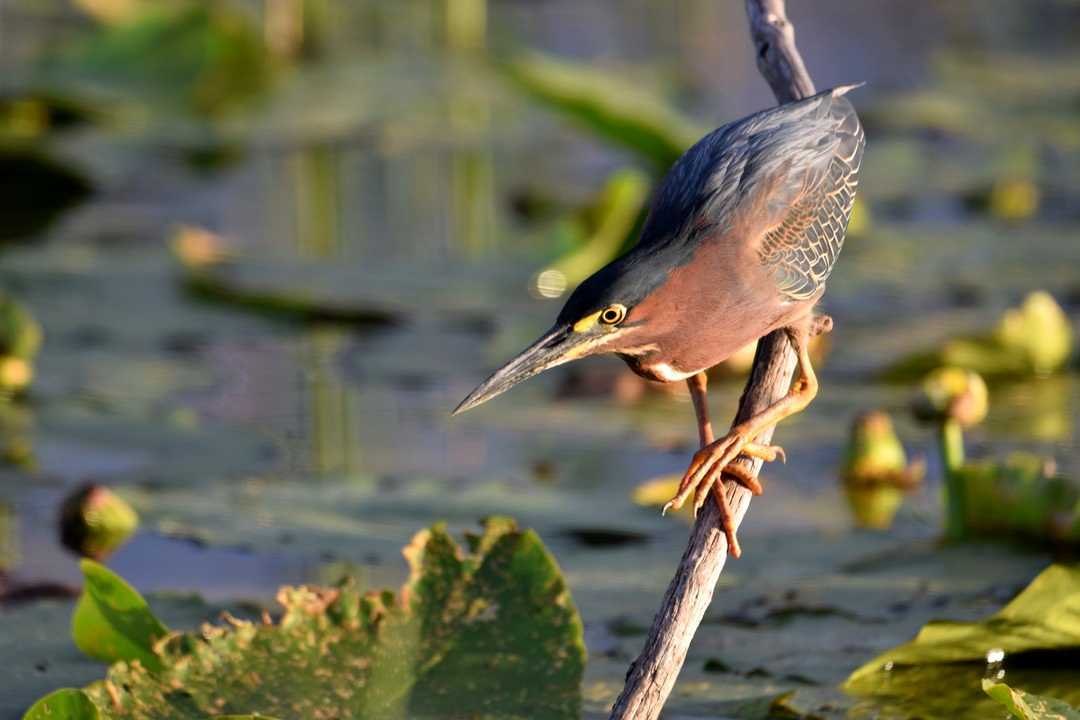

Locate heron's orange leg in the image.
[687,372,714,446]
[683,372,773,557]
[665,323,822,555]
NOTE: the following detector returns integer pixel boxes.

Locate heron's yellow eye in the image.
[599,304,627,326]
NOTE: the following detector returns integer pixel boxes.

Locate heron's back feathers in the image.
[637,87,865,300]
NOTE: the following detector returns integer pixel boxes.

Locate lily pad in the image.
[846,563,1080,688]
[40,518,584,719]
[983,679,1080,720]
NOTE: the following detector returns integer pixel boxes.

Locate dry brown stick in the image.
[607,2,816,718]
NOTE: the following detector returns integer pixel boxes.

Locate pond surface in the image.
[1,1,1079,718]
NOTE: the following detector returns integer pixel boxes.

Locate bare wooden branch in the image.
[607,2,816,718]
[745,0,816,103]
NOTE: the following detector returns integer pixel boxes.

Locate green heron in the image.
[455,86,864,557]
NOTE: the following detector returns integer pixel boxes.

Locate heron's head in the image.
[453,253,667,415]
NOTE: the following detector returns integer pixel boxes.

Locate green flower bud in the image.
[841,411,924,529]
[994,291,1073,377]
[914,367,989,427]
[59,484,139,560]
[0,295,42,360]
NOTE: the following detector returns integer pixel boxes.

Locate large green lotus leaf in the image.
[72,560,169,673]
[846,564,1080,688]
[68,518,583,719]
[504,52,704,171]
[23,689,100,720]
[984,680,1080,720]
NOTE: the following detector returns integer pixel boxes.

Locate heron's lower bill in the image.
[453,325,592,415]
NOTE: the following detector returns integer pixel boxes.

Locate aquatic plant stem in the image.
[608,2,815,718]
[940,419,967,540]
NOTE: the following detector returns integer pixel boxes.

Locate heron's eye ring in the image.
[599,304,627,326]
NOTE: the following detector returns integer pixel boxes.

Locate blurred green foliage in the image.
[887,292,1074,381]
[537,168,651,295]
[504,52,704,173]
[47,2,274,119]
[0,295,42,394]
[956,453,1080,545]
[913,366,1080,545]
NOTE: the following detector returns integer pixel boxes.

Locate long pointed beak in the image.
[453,325,591,415]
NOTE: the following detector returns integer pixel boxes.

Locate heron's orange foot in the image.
[661,431,783,558]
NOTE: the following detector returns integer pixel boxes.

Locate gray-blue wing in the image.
[632,85,865,301]
[752,89,865,301]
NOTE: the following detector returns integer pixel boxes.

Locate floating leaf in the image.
[504,52,704,171]
[72,560,169,672]
[22,689,100,720]
[846,564,1080,688]
[42,519,583,718]
[983,679,1080,720]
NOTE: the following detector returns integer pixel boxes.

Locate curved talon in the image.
[713,484,742,558]
[741,442,785,463]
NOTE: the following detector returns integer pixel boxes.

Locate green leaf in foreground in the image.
[72,559,169,672]
[846,564,1080,689]
[23,689,100,720]
[61,518,584,719]
[983,679,1080,720]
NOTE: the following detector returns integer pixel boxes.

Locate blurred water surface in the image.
[0,1,1078,717]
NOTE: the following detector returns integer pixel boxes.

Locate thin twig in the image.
[607,2,815,718]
